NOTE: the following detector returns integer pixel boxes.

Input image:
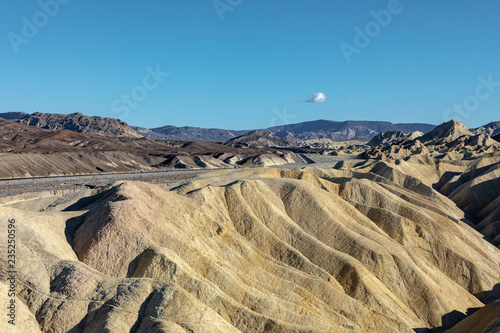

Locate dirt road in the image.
[0,154,363,198]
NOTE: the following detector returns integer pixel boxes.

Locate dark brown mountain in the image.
[17,112,140,137]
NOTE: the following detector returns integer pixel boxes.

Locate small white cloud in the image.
[306,92,327,103]
[347,99,355,103]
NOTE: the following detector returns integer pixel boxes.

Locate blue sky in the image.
[1,1,499,130]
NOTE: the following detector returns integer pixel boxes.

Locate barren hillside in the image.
[1,155,499,332]
[0,123,296,178]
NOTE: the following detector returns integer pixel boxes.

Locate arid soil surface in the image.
[1,152,499,332]
[0,155,356,198]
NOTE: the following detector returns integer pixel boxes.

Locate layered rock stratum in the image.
[1,153,499,332]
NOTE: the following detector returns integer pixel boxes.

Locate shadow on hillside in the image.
[63,186,118,248]
[413,283,500,333]
[62,186,114,212]
[64,213,87,248]
[432,170,463,192]
[413,308,478,333]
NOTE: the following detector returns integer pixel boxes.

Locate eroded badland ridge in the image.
[0,113,500,332]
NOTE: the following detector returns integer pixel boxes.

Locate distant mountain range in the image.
[266,119,435,142]
[1,112,439,142]
[139,119,436,142]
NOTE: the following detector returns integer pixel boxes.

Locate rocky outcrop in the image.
[361,120,500,160]
[0,117,48,135]
[225,130,290,148]
[419,120,473,143]
[295,138,337,149]
[17,112,141,138]
[360,139,430,159]
[366,130,424,147]
[472,121,500,137]
[367,130,406,147]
